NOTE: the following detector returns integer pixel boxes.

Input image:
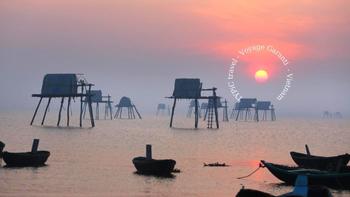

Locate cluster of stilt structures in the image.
[156,103,170,116]
[83,90,113,120]
[114,97,142,119]
[31,74,95,127]
[168,78,220,129]
[231,98,276,121]
[323,111,343,119]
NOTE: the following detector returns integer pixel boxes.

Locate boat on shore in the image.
[261,160,350,189]
[132,157,176,175]
[3,151,50,167]
[290,151,350,171]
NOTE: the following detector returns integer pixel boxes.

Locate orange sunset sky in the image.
[0,0,349,115]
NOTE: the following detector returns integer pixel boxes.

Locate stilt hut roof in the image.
[90,90,103,102]
[118,97,133,107]
[238,98,257,109]
[41,74,78,96]
[172,78,202,98]
[256,101,271,110]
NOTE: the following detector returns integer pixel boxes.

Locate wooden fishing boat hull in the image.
[3,151,50,167]
[261,160,350,189]
[132,157,176,175]
[290,151,350,170]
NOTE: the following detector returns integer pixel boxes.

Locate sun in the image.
[255,69,268,83]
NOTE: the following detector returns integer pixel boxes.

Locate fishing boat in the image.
[132,157,176,175]
[261,160,350,189]
[132,144,176,176]
[290,151,350,171]
[236,175,332,197]
[3,151,50,167]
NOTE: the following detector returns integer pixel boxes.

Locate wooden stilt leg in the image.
[194,99,199,128]
[83,102,87,118]
[235,110,240,121]
[88,98,95,127]
[170,98,177,127]
[109,102,112,120]
[80,96,83,127]
[204,107,208,120]
[31,97,43,125]
[95,102,99,120]
[213,101,219,129]
[57,97,65,126]
[41,97,51,125]
[87,85,95,127]
[133,105,142,119]
[114,107,119,119]
[67,97,71,126]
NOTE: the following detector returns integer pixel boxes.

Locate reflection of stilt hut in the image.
[83,90,113,120]
[31,74,95,127]
[235,98,257,121]
[255,101,276,121]
[114,97,142,119]
[168,78,219,129]
[156,103,170,116]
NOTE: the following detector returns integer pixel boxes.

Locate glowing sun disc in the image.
[255,69,268,83]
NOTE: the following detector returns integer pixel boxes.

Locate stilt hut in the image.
[323,111,332,118]
[114,97,142,119]
[255,101,276,121]
[83,90,113,120]
[156,103,170,116]
[31,73,95,127]
[167,78,219,129]
[234,98,257,121]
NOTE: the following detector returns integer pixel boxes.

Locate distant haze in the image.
[1,0,349,117]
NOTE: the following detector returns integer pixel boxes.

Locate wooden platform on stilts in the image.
[30,74,95,127]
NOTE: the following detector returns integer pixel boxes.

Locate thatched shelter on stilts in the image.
[234,98,257,121]
[156,103,170,116]
[114,97,141,119]
[31,73,95,127]
[255,101,276,121]
[83,90,113,120]
[167,78,219,129]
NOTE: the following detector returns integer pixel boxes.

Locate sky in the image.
[1,0,349,116]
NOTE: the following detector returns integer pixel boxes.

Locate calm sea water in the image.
[0,111,349,196]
